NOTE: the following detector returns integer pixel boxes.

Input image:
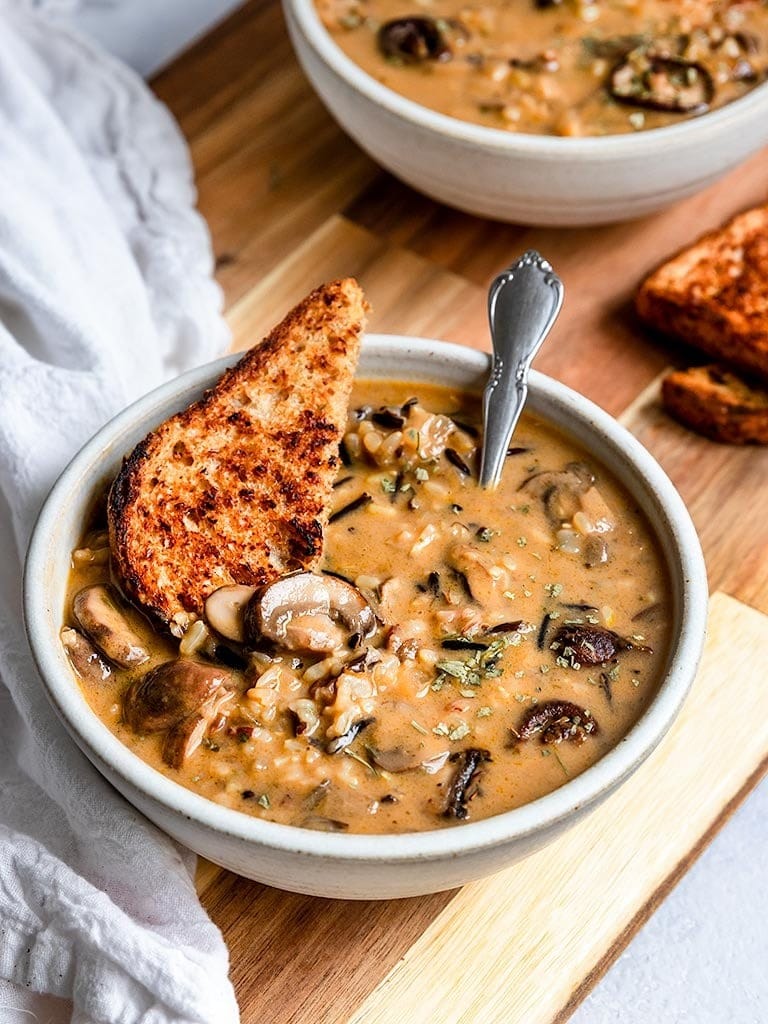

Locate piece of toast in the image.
[108,278,367,632]
[661,363,768,444]
[637,205,768,381]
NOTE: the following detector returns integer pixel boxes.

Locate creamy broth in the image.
[63,380,669,834]
[316,0,768,136]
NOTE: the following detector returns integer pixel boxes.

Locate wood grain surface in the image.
[151,3,768,1020]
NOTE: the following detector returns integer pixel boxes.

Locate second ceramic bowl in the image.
[283,0,768,226]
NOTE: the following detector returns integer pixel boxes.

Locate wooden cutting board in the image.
[151,3,768,1019]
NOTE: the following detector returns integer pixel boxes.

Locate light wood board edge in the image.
[344,592,768,1024]
[553,749,768,1023]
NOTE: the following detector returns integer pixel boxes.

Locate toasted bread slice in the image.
[108,278,367,631]
[661,363,768,444]
[637,205,768,381]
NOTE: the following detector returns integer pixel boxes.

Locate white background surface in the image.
[54,3,768,1022]
[71,0,244,78]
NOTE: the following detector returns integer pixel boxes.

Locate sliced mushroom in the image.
[204,584,257,643]
[609,53,714,114]
[72,584,149,668]
[367,745,423,773]
[245,572,376,653]
[447,545,508,606]
[551,624,651,666]
[378,17,454,63]
[61,627,112,684]
[124,658,233,734]
[552,623,619,665]
[443,748,492,819]
[521,462,595,526]
[163,713,208,770]
[517,700,598,745]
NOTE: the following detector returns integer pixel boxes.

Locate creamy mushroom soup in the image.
[63,381,669,834]
[316,0,768,136]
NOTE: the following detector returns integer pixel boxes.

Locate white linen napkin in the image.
[0,4,239,1022]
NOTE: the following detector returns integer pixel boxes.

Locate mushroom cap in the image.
[61,627,112,684]
[162,713,209,770]
[245,572,376,653]
[72,584,149,669]
[204,584,257,643]
[123,658,232,733]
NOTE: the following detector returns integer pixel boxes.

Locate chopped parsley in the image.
[433,632,521,689]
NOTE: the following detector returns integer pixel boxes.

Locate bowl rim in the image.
[24,334,708,863]
[284,0,768,157]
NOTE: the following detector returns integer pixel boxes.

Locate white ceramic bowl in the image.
[283,0,768,225]
[24,335,707,899]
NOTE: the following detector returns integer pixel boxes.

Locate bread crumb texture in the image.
[637,205,768,381]
[108,279,368,624]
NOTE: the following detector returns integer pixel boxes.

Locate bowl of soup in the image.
[283,0,768,224]
[24,335,707,898]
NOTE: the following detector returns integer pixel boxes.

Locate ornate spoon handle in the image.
[479,251,564,489]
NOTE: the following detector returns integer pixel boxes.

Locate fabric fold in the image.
[0,4,238,1021]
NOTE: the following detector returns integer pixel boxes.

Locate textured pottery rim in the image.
[286,0,768,159]
[24,335,708,864]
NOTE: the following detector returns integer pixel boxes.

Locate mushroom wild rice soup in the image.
[317,0,768,136]
[63,381,669,834]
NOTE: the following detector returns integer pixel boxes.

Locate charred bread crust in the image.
[661,363,768,445]
[108,278,368,627]
[637,206,768,382]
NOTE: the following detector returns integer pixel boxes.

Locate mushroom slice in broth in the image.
[124,659,233,734]
[517,700,599,745]
[204,584,257,643]
[246,572,376,653]
[73,584,149,668]
[163,713,209,770]
[61,627,112,684]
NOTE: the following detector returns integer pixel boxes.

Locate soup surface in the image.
[63,380,669,834]
[316,0,768,135]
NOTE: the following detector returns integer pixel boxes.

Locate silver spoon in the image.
[479,250,564,489]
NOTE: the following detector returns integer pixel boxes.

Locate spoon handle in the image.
[479,251,564,489]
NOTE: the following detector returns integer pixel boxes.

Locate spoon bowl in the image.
[480,252,564,488]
